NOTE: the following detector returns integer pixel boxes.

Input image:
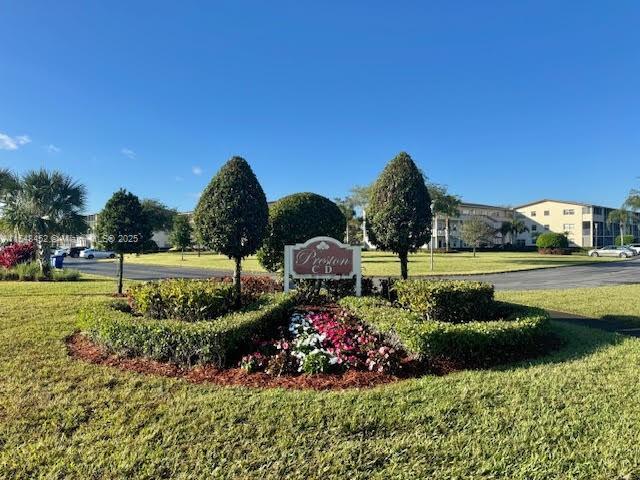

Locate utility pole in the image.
[430,202,435,271]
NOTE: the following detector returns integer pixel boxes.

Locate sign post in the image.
[284,236,362,296]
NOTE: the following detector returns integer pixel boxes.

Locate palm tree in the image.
[498,221,512,246]
[608,209,630,246]
[1,169,88,277]
[499,217,529,245]
[429,183,461,251]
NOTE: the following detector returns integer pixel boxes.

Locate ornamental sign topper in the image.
[284,236,362,296]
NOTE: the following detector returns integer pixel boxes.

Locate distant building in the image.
[79,211,194,249]
[515,199,640,248]
[363,201,514,249]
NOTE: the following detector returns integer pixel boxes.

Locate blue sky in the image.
[1,1,639,213]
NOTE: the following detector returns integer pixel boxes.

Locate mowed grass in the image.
[498,284,640,326]
[121,250,618,276]
[2,280,640,478]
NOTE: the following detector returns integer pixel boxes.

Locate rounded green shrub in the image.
[394,279,494,323]
[535,232,569,250]
[78,293,297,367]
[257,192,346,272]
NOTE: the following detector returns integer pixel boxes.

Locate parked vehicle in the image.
[80,248,116,259]
[588,245,635,258]
[70,246,87,258]
[624,243,640,255]
[53,247,70,257]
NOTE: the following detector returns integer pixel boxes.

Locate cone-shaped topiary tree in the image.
[366,152,432,279]
[96,189,151,294]
[193,157,268,305]
[257,192,346,272]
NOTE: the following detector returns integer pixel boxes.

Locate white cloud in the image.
[192,166,203,176]
[45,144,61,153]
[0,132,31,151]
[121,148,136,159]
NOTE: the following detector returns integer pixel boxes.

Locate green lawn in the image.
[122,250,619,276]
[2,280,640,478]
[498,284,640,326]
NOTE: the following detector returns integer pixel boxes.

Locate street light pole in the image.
[430,202,435,272]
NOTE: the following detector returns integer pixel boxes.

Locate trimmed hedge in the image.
[394,279,494,323]
[127,279,235,321]
[79,293,297,367]
[339,296,551,367]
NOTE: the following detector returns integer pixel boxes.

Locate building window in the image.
[544,224,550,230]
[563,209,575,215]
[593,207,603,215]
[531,225,537,231]
[563,223,575,230]
[544,210,550,216]
[531,211,537,217]
[582,207,592,214]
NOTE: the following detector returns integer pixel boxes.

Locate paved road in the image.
[443,257,640,290]
[64,257,640,291]
[62,258,264,280]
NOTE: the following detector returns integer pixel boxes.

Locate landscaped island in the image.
[74,276,556,389]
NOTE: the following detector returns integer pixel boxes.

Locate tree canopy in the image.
[366,152,432,278]
[257,192,346,272]
[193,156,269,303]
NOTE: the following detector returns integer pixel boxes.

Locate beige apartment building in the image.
[515,199,640,248]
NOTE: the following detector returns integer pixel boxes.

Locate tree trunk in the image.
[473,246,477,257]
[38,239,52,278]
[197,244,201,257]
[181,247,184,261]
[399,251,408,279]
[117,253,124,295]
[233,256,242,308]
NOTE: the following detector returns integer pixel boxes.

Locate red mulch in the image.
[66,333,427,390]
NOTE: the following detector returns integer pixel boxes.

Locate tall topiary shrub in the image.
[257,192,346,272]
[366,152,432,279]
[96,189,152,294]
[193,157,268,305]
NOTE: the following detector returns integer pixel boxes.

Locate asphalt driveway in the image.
[64,256,640,291]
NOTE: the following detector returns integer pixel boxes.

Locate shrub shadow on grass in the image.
[489,320,627,374]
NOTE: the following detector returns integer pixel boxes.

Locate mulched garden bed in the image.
[67,333,429,390]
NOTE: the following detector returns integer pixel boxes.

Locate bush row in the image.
[0,262,80,281]
[79,293,297,367]
[394,279,494,323]
[339,296,551,367]
[127,279,235,321]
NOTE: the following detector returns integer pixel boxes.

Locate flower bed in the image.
[240,307,401,375]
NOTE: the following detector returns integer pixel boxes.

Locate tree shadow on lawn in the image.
[489,320,628,374]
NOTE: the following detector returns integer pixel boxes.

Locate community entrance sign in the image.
[284,236,362,296]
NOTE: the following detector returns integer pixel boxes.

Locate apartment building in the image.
[363,201,514,249]
[515,199,640,248]
[79,212,194,249]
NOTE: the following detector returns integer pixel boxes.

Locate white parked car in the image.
[588,245,635,258]
[80,248,116,259]
[53,247,71,257]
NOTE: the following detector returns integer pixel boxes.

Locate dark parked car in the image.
[69,246,87,258]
